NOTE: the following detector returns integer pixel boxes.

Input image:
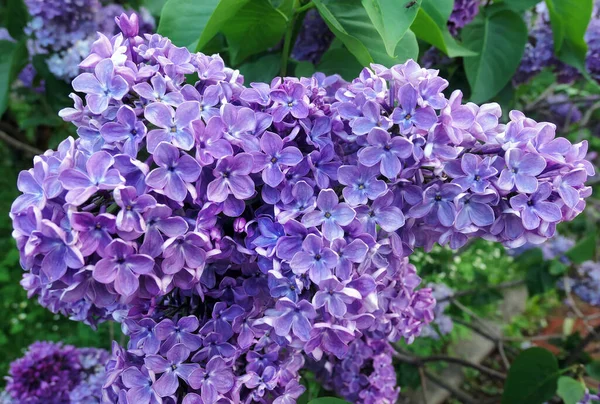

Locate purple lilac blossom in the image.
[5,341,109,404]
[448,0,481,35]
[8,14,594,403]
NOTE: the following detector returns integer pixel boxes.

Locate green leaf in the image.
[0,39,27,116]
[5,0,28,40]
[238,53,281,83]
[549,259,567,275]
[411,0,477,57]
[586,361,600,380]
[308,398,350,404]
[222,0,287,65]
[501,347,560,404]
[498,0,540,11]
[317,47,363,81]
[545,0,592,55]
[312,0,418,67]
[361,0,420,57]
[526,263,556,296]
[143,0,168,16]
[462,10,527,103]
[557,376,586,404]
[294,61,317,78]
[157,0,249,49]
[565,233,597,264]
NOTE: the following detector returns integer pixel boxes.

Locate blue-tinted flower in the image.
[144,344,199,397]
[208,153,255,202]
[271,298,317,341]
[498,148,546,193]
[409,183,461,227]
[145,101,200,152]
[358,128,413,179]
[510,182,562,230]
[290,234,338,283]
[72,59,128,114]
[253,131,302,187]
[302,189,355,241]
[146,141,201,201]
[338,164,386,206]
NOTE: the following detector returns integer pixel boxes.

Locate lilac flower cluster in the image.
[22,0,154,83]
[309,337,400,404]
[566,261,600,306]
[421,283,454,339]
[515,1,600,85]
[4,341,108,404]
[291,9,334,64]
[447,0,481,35]
[9,12,593,402]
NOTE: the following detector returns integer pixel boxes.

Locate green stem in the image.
[296,1,315,13]
[280,0,301,76]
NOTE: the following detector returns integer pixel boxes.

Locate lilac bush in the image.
[8,12,594,403]
[4,341,108,404]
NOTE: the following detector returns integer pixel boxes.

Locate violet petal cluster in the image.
[9,12,593,403]
[4,341,109,404]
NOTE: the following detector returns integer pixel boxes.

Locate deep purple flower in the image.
[271,298,317,341]
[93,239,154,297]
[144,344,199,397]
[331,238,369,280]
[161,232,208,275]
[114,186,157,233]
[358,128,413,179]
[277,180,316,223]
[70,212,116,256]
[446,153,498,193]
[302,189,355,241]
[408,183,462,227]
[208,153,254,203]
[338,164,387,206]
[121,366,160,404]
[391,84,437,134]
[290,234,338,283]
[133,74,184,106]
[498,148,546,193]
[194,118,233,165]
[72,59,128,114]
[100,106,147,156]
[59,151,124,205]
[510,182,563,230]
[270,83,309,122]
[145,101,200,152]
[155,316,202,353]
[351,100,392,135]
[253,131,302,187]
[355,191,405,235]
[455,191,497,230]
[189,357,235,403]
[140,205,188,257]
[313,278,361,317]
[30,220,84,281]
[146,142,201,201]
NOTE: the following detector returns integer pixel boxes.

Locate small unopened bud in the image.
[115,13,139,38]
[233,217,247,233]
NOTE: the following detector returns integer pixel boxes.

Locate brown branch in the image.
[424,370,479,404]
[0,129,44,157]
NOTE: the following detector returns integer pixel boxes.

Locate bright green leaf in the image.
[502,347,560,404]
[158,0,249,49]
[308,398,350,404]
[238,53,281,83]
[462,11,527,103]
[313,0,418,67]
[545,0,592,53]
[565,233,597,264]
[557,376,586,404]
[411,0,477,57]
[361,0,420,57]
[5,0,28,40]
[222,0,287,65]
[144,0,168,16]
